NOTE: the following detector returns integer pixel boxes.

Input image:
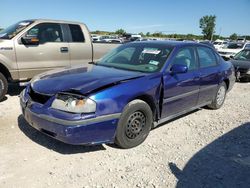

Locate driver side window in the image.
[27,23,63,43]
[171,47,197,71]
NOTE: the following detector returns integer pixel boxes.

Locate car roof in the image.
[19,19,85,26]
[130,40,211,48]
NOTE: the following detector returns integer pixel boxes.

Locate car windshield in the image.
[0,20,33,39]
[97,43,173,73]
[213,42,222,45]
[226,43,244,49]
[234,50,250,61]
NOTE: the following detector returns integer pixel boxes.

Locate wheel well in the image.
[0,63,11,81]
[134,95,157,121]
[223,79,229,90]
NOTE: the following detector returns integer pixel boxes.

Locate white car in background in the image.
[218,42,250,60]
[213,39,228,50]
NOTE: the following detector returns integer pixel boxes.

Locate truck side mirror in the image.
[21,35,39,45]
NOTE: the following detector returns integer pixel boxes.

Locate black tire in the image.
[239,77,250,82]
[115,99,153,149]
[0,73,8,101]
[207,82,227,110]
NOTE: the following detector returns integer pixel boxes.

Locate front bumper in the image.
[20,90,120,145]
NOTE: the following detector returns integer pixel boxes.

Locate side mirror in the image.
[21,35,39,45]
[170,64,188,74]
[229,55,234,59]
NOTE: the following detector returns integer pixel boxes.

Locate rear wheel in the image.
[115,100,153,149]
[0,73,8,101]
[208,82,227,109]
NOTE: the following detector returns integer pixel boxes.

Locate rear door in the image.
[162,47,200,118]
[196,46,220,105]
[15,22,70,80]
[66,24,92,66]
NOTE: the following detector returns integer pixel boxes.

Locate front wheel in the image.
[0,73,8,101]
[115,100,153,149]
[207,82,227,109]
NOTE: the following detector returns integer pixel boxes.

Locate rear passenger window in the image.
[197,47,217,68]
[69,24,85,42]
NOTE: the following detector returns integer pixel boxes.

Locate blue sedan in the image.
[20,41,235,148]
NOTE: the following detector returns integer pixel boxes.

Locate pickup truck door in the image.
[196,46,220,105]
[65,24,92,66]
[15,23,70,80]
[161,47,200,118]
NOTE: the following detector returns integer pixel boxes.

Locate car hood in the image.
[231,59,250,69]
[31,65,146,95]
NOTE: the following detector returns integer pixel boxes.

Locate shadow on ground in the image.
[18,115,106,154]
[7,83,25,96]
[169,122,250,188]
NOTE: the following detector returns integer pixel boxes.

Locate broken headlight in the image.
[51,93,96,113]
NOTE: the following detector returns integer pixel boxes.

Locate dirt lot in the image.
[0,83,250,188]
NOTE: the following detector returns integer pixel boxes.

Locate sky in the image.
[0,0,250,37]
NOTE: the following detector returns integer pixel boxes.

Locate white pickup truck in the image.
[0,19,120,100]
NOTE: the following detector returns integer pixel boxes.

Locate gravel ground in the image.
[0,83,249,188]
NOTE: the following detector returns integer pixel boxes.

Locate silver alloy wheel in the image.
[216,86,226,106]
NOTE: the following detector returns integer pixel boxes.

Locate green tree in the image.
[229,33,238,40]
[146,32,150,37]
[199,15,216,40]
[138,32,144,37]
[115,29,126,35]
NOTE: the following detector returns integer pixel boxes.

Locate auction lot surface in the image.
[0,83,250,188]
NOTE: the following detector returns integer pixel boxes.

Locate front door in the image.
[15,22,70,80]
[162,47,200,118]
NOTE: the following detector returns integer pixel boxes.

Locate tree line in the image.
[92,15,249,41]
[1,16,248,41]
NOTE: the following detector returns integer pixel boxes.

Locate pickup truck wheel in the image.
[0,73,8,101]
[208,82,227,110]
[115,100,153,149]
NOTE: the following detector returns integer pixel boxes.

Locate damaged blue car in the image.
[20,41,235,148]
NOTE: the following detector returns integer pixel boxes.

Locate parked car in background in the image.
[213,39,228,50]
[230,49,250,81]
[20,41,235,148]
[0,19,120,101]
[135,38,152,42]
[91,34,101,42]
[244,43,250,50]
[218,42,249,60]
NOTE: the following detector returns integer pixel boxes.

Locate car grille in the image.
[29,87,52,104]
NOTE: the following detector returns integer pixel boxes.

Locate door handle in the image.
[60,47,68,53]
